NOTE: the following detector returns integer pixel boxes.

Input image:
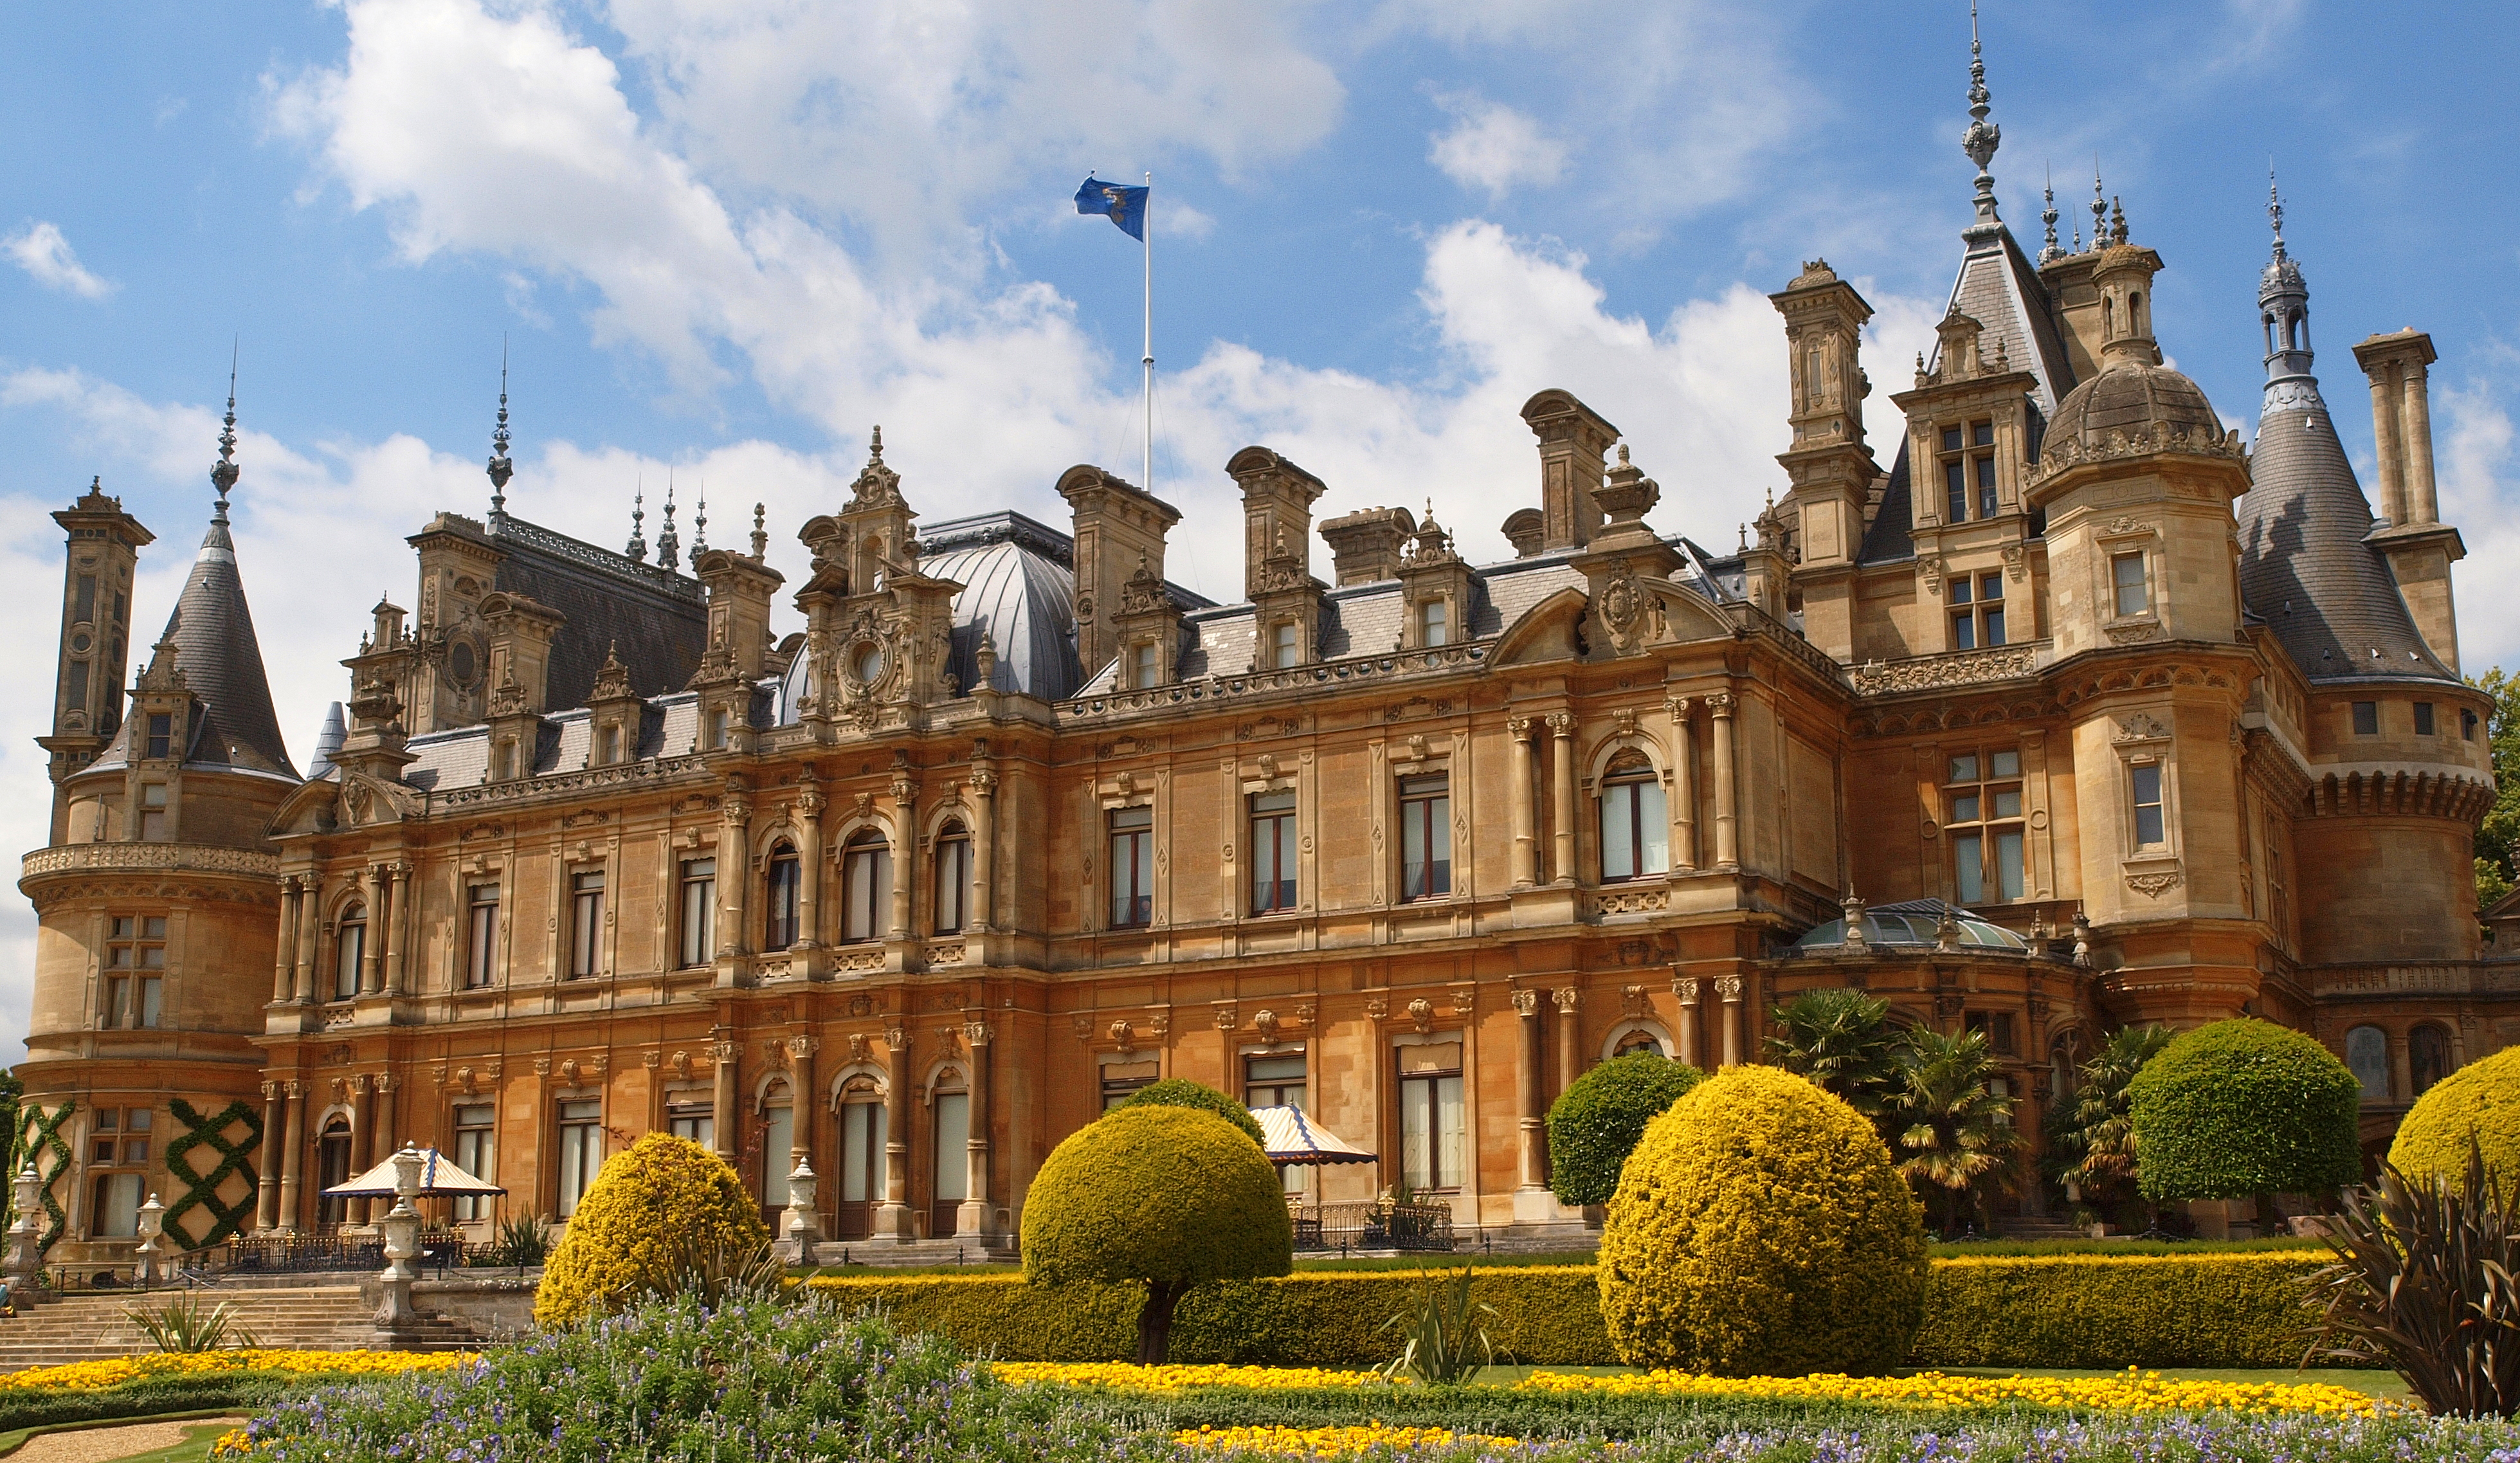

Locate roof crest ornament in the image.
[658,475,681,573]
[693,482,709,555]
[751,502,768,560]
[1959,0,2004,239]
[2267,161,2287,260]
[626,482,648,563]
[210,340,240,526]
[487,337,513,530]
[2089,163,2107,255]
[2038,168,2062,264]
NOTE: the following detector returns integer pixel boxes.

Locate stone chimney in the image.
[1318,506,1415,585]
[1519,390,1619,552]
[2352,329,2440,528]
[1058,464,1179,677]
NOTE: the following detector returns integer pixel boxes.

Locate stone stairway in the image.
[1990,1215,2090,1242]
[0,1285,478,1368]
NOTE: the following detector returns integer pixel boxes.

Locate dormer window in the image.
[145,713,171,761]
[1132,642,1159,689]
[1419,599,1448,648]
[599,724,622,765]
[1273,622,1300,668]
[705,707,730,750]
[1939,421,1996,522]
[137,783,167,841]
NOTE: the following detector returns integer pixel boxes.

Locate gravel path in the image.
[8,1416,242,1462]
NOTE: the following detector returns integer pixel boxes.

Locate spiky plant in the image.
[1889,1026,2021,1235]
[2045,1024,2175,1215]
[1767,988,1900,1134]
[2307,1140,2520,1418]
[124,1293,258,1352]
[1375,1266,1498,1385]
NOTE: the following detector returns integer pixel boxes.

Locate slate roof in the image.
[484,516,709,707]
[1936,226,2079,416]
[918,512,1085,702]
[91,509,297,780]
[2049,361,2220,449]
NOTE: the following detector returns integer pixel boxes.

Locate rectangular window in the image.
[762,1101,795,1207]
[1132,642,1159,689]
[74,572,96,625]
[1975,446,1999,520]
[103,916,167,1028]
[837,1100,884,1203]
[1273,622,1300,668]
[2465,708,2479,740]
[705,707,730,750]
[1397,1044,1466,1191]
[1100,1062,1159,1111]
[667,1102,715,1150]
[1947,750,2026,905]
[1109,806,1153,927]
[66,660,88,716]
[842,840,893,943]
[933,835,970,934]
[1966,1010,2019,1056]
[568,871,605,979]
[1246,1052,1309,1195]
[2415,702,2436,736]
[932,1091,970,1205]
[1944,458,1968,525]
[145,713,171,761]
[87,1107,152,1239]
[1980,574,2005,647]
[1420,600,1448,648]
[556,1100,603,1217]
[2131,763,2166,847]
[1399,773,1451,900]
[138,783,168,841]
[453,1103,496,1221]
[2351,701,2379,736]
[2111,551,2148,618]
[679,858,717,967]
[465,884,499,988]
[1249,791,1298,914]
[598,723,621,765]
[1938,421,1995,522]
[1600,765,1671,882]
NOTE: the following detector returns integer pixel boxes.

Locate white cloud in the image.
[3,222,118,300]
[1427,91,1568,198]
[2437,370,2520,674]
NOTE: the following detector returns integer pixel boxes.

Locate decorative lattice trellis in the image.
[19,1102,73,1255]
[163,1098,263,1249]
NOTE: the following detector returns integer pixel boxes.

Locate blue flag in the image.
[1075,176,1148,241]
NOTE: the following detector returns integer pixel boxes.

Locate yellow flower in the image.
[1174,1423,1518,1454]
[0,1349,473,1391]
[1511,1367,2395,1416]
[995,1363,1398,1392]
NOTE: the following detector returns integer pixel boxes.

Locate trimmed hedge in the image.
[1545,1051,1703,1206]
[0,1373,305,1435]
[2129,1019,2362,1201]
[1114,1080,1266,1147]
[536,1132,767,1326]
[2390,1045,2520,1188]
[810,1251,2330,1369]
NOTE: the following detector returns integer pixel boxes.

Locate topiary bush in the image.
[2390,1046,2520,1190]
[2129,1019,2362,1202]
[1596,1064,1928,1376]
[1116,1078,1266,1146]
[1021,1105,1292,1363]
[534,1132,768,1327]
[1546,1051,1705,1206]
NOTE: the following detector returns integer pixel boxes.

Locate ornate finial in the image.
[1737,522,1748,552]
[2267,162,2287,260]
[487,338,513,523]
[751,502,768,560]
[2108,195,2128,245]
[693,484,708,554]
[210,341,239,521]
[2038,169,2062,263]
[868,425,884,462]
[626,484,648,563]
[2089,163,2107,252]
[658,476,680,573]
[1960,0,2003,232]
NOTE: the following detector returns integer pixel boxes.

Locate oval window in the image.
[449,641,478,686]
[853,644,883,684]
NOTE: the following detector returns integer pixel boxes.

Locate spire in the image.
[2258,167,2315,394]
[487,340,513,529]
[626,484,648,563]
[1960,1,2004,239]
[693,482,709,554]
[2038,171,2061,263]
[2089,165,2107,254]
[658,477,680,573]
[208,344,239,550]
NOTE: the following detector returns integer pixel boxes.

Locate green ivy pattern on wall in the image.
[19,1102,74,1255]
[163,1098,264,1249]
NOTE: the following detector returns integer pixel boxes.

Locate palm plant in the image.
[2308,1141,2520,1417]
[124,1293,258,1352]
[1890,1026,2021,1235]
[2044,1024,2172,1221]
[1766,988,1900,1135]
[1375,1266,1498,1385]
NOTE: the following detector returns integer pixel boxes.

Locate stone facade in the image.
[16,99,2514,1268]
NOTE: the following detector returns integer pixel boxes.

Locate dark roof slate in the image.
[91,514,298,779]
[486,518,709,707]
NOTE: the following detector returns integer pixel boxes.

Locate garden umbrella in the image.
[320,1147,506,1199]
[1249,1105,1377,1166]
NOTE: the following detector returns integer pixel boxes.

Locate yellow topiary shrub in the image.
[533,1132,768,1327]
[2389,1044,2520,1188]
[1597,1064,1928,1376]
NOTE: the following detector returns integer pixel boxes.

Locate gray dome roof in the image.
[1793,898,2027,952]
[2047,362,2221,454]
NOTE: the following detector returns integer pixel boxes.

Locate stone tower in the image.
[39,482,152,844]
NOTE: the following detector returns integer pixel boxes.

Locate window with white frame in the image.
[102,915,165,1029]
[1600,756,1669,882]
[568,871,605,978]
[556,1100,603,1217]
[1419,599,1448,648]
[2129,761,2167,849]
[2110,550,2150,618]
[1107,807,1152,927]
[667,1100,714,1150]
[933,822,970,934]
[1397,1043,1465,1191]
[1946,750,2025,905]
[452,1102,496,1221]
[840,832,891,944]
[1249,790,1298,914]
[334,902,366,1000]
[464,884,498,988]
[1398,773,1451,900]
[681,857,719,967]
[1272,622,1300,668]
[1132,642,1160,689]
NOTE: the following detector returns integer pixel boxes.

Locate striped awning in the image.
[1249,1105,1378,1167]
[320,1147,505,1199]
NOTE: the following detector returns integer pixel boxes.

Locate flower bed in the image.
[0,1349,471,1392]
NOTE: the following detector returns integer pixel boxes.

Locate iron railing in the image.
[217,1233,386,1275]
[1290,1201,1455,1254]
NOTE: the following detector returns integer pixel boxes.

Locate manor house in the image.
[17,67,2512,1264]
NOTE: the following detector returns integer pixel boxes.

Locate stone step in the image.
[0,1285,482,1367]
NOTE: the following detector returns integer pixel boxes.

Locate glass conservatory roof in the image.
[1792,898,2029,952]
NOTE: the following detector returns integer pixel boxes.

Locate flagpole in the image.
[1141,171,1154,493]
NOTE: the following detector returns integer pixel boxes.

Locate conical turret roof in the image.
[152,498,296,775]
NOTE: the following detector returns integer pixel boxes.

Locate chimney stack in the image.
[1519,390,1619,552]
[2352,329,2440,527]
[1318,506,1415,585]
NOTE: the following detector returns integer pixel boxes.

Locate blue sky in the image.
[2,0,2515,1051]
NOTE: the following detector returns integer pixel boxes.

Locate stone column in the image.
[1708,693,1740,871]
[255,1082,284,1233]
[786,1036,819,1176]
[2368,363,2407,525]
[372,1073,396,1186]
[793,779,824,949]
[878,1027,915,1239]
[717,786,752,971]
[1511,990,1545,1191]
[968,769,997,932]
[1666,698,1698,870]
[1674,976,1701,1069]
[957,1022,993,1239]
[710,1039,739,1162]
[1552,986,1582,1097]
[1716,975,1745,1068]
[271,878,300,1004]
[276,1079,307,1235]
[2404,361,2438,524]
[383,864,410,995]
[1546,712,1577,886]
[361,864,387,995]
[1507,718,1537,889]
[347,1075,374,1227]
[293,873,321,1003]
[888,775,917,940]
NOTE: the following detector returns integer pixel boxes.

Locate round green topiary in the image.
[1546,1051,1706,1206]
[2389,1044,2520,1189]
[534,1132,769,1327]
[1597,1064,1928,1376]
[1116,1078,1266,1147]
[1022,1105,1292,1363]
[2128,1018,2362,1201]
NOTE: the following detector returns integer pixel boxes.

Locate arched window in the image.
[835,1077,887,1239]
[334,903,367,1001]
[1599,756,1669,882]
[1613,1030,1665,1059]
[2409,1023,2453,1096]
[931,1069,970,1238]
[759,1080,795,1213]
[2345,1024,2389,1100]
[932,822,970,934]
[764,844,801,951]
[841,831,892,945]
[317,1115,354,1226]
